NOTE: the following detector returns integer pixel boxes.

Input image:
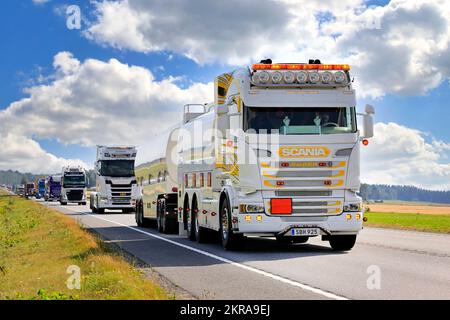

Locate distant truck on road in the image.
[90,145,139,214]
[25,182,35,198]
[60,166,87,205]
[44,175,61,201]
[16,185,25,197]
[35,178,46,199]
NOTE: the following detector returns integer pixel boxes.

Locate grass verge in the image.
[0,190,168,300]
[365,211,450,234]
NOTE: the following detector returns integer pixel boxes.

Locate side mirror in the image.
[216,104,229,116]
[365,104,375,115]
[363,114,374,139]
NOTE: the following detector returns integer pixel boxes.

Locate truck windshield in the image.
[100,160,135,177]
[63,175,86,187]
[244,106,356,135]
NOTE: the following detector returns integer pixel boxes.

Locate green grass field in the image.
[0,191,168,300]
[365,212,450,234]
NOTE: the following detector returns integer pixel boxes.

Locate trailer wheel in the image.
[135,202,142,226]
[219,198,245,250]
[136,201,151,227]
[90,195,97,213]
[192,199,207,243]
[158,199,174,234]
[329,235,357,251]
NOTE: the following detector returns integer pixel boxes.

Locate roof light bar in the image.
[252,70,349,86]
[252,63,350,71]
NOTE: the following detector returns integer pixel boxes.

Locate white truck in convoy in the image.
[60,165,87,205]
[135,59,374,251]
[90,145,139,214]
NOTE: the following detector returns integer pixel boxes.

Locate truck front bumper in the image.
[236,212,363,236]
[97,199,135,209]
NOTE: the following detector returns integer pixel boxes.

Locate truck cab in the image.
[90,145,139,214]
[175,60,375,251]
[35,179,46,199]
[60,166,87,205]
[44,175,61,201]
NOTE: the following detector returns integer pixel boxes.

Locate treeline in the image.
[0,170,96,188]
[360,184,450,204]
[2,169,450,204]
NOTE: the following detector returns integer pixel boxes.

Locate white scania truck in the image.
[135,59,374,251]
[60,165,87,205]
[90,145,139,214]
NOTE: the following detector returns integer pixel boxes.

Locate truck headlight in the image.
[240,204,265,213]
[335,148,352,157]
[343,202,361,212]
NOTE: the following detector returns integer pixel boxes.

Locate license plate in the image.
[290,228,320,236]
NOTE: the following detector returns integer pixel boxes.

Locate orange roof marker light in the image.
[252,63,350,71]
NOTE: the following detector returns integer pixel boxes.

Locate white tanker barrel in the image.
[165,127,180,186]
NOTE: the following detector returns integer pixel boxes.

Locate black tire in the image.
[90,195,98,213]
[187,208,196,241]
[185,202,196,241]
[329,235,357,251]
[136,202,151,227]
[135,202,142,226]
[192,200,207,243]
[219,198,245,250]
[159,199,175,234]
[157,201,163,232]
[96,197,104,214]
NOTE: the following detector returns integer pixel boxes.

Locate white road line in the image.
[64,205,349,300]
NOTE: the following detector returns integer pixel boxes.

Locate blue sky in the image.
[1,0,450,189]
[0,0,230,165]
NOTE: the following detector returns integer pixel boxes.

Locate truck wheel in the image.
[219,198,245,250]
[95,196,104,214]
[136,202,151,227]
[156,201,163,232]
[159,199,174,234]
[187,209,196,241]
[90,195,97,213]
[329,235,357,251]
[185,203,197,241]
[135,202,142,226]
[192,200,207,243]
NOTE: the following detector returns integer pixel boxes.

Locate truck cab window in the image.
[244,106,356,135]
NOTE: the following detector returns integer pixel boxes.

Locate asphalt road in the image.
[41,200,450,300]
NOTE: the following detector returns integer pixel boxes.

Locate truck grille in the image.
[67,190,83,201]
[111,184,132,205]
[262,159,346,216]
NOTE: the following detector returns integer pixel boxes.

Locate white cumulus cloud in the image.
[361,122,450,190]
[0,133,86,174]
[84,0,450,98]
[0,52,212,173]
